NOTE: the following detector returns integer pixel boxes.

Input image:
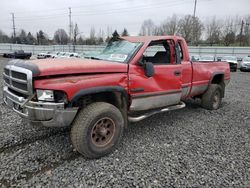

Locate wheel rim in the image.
[91,117,116,147]
[213,91,220,109]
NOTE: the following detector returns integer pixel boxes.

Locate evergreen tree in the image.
[27,32,36,44]
[121,28,129,36]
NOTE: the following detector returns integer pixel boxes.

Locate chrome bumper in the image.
[3,86,78,127]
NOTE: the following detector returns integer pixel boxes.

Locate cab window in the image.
[143,40,171,65]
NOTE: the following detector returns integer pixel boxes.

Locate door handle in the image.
[174,71,181,76]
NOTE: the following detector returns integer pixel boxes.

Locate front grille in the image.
[3,65,33,95]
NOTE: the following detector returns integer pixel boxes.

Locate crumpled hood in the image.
[7,58,128,77]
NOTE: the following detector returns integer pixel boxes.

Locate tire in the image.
[201,84,222,110]
[70,102,124,159]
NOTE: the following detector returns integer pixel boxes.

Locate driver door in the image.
[129,39,182,111]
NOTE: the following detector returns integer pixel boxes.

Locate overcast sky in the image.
[0,0,249,38]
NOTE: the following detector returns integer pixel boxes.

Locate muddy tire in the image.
[201,84,222,110]
[70,102,124,159]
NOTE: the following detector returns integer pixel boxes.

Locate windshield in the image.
[243,57,250,62]
[222,56,237,61]
[199,56,214,61]
[85,40,141,63]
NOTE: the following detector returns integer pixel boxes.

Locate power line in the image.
[5,0,187,21]
[2,0,179,15]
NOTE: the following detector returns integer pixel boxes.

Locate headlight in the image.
[36,89,54,102]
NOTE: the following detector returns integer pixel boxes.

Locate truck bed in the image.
[189,61,230,97]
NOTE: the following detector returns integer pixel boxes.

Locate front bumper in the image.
[3,86,78,127]
[240,66,250,71]
[229,63,237,70]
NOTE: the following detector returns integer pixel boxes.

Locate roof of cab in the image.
[121,35,184,43]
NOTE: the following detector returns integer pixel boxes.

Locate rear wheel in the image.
[201,84,222,110]
[70,102,124,159]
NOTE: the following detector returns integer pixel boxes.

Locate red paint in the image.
[33,36,230,107]
[31,58,127,76]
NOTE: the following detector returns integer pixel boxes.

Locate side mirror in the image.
[143,62,155,77]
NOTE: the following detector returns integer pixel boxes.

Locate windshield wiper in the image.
[90,56,101,60]
[84,56,101,60]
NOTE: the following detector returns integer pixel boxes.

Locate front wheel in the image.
[70,102,124,159]
[201,84,222,110]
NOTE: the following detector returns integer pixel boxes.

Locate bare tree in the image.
[192,16,204,45]
[73,24,79,45]
[139,19,156,36]
[90,27,96,40]
[85,27,97,45]
[54,29,69,45]
[161,14,179,35]
[221,17,239,46]
[243,15,250,45]
[0,30,11,43]
[206,17,222,46]
[178,15,193,43]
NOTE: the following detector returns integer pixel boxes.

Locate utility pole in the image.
[11,13,16,42]
[68,7,72,42]
[193,0,197,18]
[239,20,244,46]
[192,0,197,45]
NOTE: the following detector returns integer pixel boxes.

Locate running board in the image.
[128,102,186,123]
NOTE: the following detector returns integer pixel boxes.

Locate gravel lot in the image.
[0,57,249,187]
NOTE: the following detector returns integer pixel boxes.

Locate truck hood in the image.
[8,58,128,77]
[224,60,238,64]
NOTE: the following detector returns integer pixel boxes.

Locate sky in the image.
[0,0,250,39]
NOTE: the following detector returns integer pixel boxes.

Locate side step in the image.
[128,101,186,123]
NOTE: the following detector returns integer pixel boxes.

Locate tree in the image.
[86,27,97,45]
[178,15,194,43]
[205,17,222,46]
[223,32,235,46]
[192,16,204,45]
[37,30,49,45]
[139,19,155,36]
[112,30,119,38]
[97,37,104,44]
[109,30,120,42]
[18,29,27,44]
[26,32,36,45]
[77,36,85,45]
[242,15,250,46]
[0,30,11,43]
[160,14,179,35]
[221,17,238,46]
[54,29,68,44]
[121,28,129,36]
[73,24,80,45]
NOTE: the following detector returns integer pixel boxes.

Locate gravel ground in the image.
[0,57,249,187]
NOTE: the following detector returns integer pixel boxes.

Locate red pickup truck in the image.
[3,36,230,158]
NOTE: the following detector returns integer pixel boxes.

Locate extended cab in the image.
[3,36,230,158]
